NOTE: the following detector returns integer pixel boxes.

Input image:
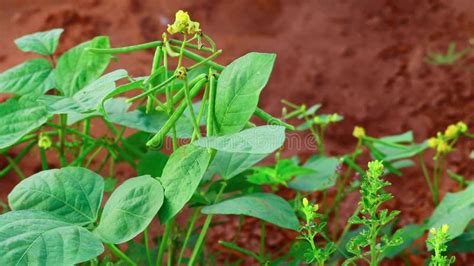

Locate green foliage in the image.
[158,144,211,222]
[214,53,276,135]
[55,36,111,96]
[14,28,63,56]
[202,193,299,230]
[0,210,103,265]
[427,225,456,266]
[94,175,164,244]
[0,58,54,96]
[428,184,474,239]
[344,161,402,266]
[8,167,104,225]
[289,155,339,192]
[248,158,314,189]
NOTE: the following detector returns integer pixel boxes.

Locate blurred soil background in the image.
[1,0,474,264]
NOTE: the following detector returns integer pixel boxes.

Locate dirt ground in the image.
[1,0,474,264]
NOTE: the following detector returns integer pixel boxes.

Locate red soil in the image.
[1,0,474,264]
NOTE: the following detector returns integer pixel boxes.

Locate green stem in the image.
[156,219,174,266]
[260,221,266,261]
[418,153,435,203]
[254,107,295,131]
[144,228,153,266]
[85,146,104,168]
[177,208,201,265]
[107,244,137,266]
[162,47,178,151]
[59,114,68,166]
[0,141,36,178]
[170,39,214,53]
[39,148,48,170]
[89,41,162,54]
[171,45,225,71]
[188,50,223,71]
[5,155,25,180]
[183,79,201,141]
[147,78,207,147]
[188,182,227,265]
[219,241,265,264]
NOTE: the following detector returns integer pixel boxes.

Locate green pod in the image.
[147,78,208,148]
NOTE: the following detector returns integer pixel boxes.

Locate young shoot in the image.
[426,224,455,266]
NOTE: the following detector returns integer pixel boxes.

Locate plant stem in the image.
[177,208,201,265]
[188,182,227,265]
[0,141,36,178]
[5,155,25,180]
[254,107,295,131]
[59,114,68,166]
[106,244,137,266]
[89,41,162,54]
[260,221,266,261]
[39,148,48,170]
[171,45,225,71]
[144,228,153,266]
[156,219,174,266]
[183,79,201,141]
[418,153,435,203]
[219,241,265,264]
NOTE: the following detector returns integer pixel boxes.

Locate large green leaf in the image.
[158,145,211,222]
[447,225,474,253]
[202,193,299,230]
[0,210,103,265]
[428,184,474,239]
[0,98,49,149]
[137,151,169,178]
[40,69,128,116]
[383,224,426,258]
[14,29,64,56]
[94,175,164,244]
[8,167,104,225]
[214,53,276,135]
[194,125,285,154]
[288,156,339,192]
[0,58,53,96]
[55,36,111,96]
[204,152,268,180]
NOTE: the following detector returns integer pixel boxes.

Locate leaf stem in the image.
[177,208,201,265]
[106,243,137,266]
[88,41,163,54]
[156,219,174,266]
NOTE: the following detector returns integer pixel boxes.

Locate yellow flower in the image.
[457,121,468,133]
[428,137,438,148]
[313,204,319,212]
[302,197,309,207]
[430,227,437,235]
[167,10,201,35]
[38,134,52,149]
[436,141,451,154]
[444,124,459,139]
[353,126,366,139]
[441,224,449,234]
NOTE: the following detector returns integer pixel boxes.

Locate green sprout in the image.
[344,160,402,266]
[427,224,455,266]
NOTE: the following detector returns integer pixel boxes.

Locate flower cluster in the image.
[167,10,201,35]
[313,113,343,125]
[427,224,455,266]
[428,121,467,154]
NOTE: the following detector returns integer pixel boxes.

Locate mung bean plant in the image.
[0,9,473,266]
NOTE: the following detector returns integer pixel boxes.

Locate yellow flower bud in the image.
[427,137,438,148]
[38,134,52,149]
[457,121,468,133]
[444,124,459,139]
[441,224,449,234]
[436,141,451,154]
[353,126,366,139]
[302,197,309,207]
[167,10,201,35]
[430,228,437,235]
[313,204,319,212]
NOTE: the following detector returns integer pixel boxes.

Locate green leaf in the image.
[215,53,276,135]
[202,193,299,230]
[428,184,474,239]
[0,98,49,149]
[137,151,169,178]
[383,224,426,258]
[194,125,285,154]
[197,126,286,180]
[288,156,339,192]
[14,28,64,56]
[158,145,211,223]
[0,58,53,96]
[204,152,268,180]
[447,225,474,253]
[0,210,103,265]
[40,69,128,116]
[56,36,111,96]
[8,167,104,225]
[94,175,164,244]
